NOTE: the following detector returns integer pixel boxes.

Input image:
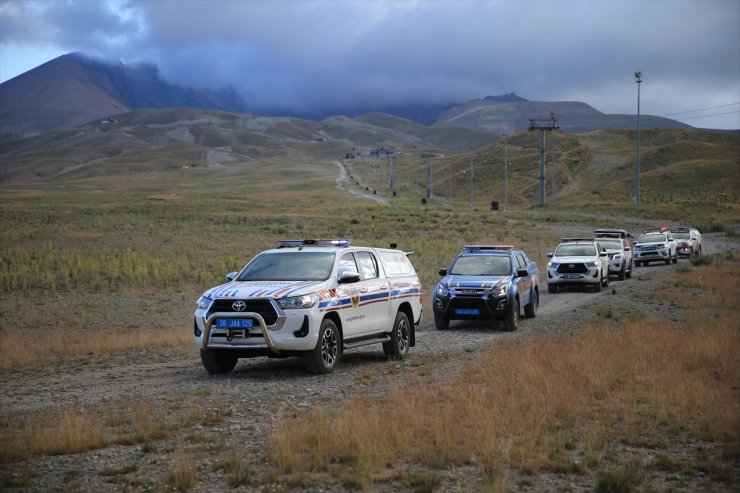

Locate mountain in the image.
[0,53,692,144]
[0,53,247,142]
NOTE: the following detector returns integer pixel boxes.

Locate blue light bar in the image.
[463,245,514,251]
[276,239,352,248]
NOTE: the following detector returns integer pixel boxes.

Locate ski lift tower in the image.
[528,113,559,205]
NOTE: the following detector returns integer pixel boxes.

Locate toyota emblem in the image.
[232,301,246,311]
[569,264,575,269]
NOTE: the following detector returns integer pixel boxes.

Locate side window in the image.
[338,253,359,278]
[355,251,379,280]
[515,254,527,270]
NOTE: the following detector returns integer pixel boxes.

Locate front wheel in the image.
[200,349,238,374]
[434,313,450,330]
[383,311,410,360]
[672,251,678,264]
[304,318,341,374]
[617,264,626,281]
[626,261,633,279]
[524,289,538,318]
[503,298,519,332]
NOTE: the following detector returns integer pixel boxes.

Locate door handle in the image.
[359,287,368,293]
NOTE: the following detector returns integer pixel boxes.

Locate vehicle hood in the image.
[549,255,598,264]
[439,275,511,290]
[203,280,331,299]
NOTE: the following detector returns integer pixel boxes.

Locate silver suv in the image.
[670,227,702,257]
[594,229,633,281]
[547,238,609,293]
[633,227,678,266]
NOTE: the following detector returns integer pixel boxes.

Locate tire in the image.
[200,349,238,374]
[626,261,633,279]
[304,318,341,374]
[594,275,603,292]
[672,251,678,264]
[524,289,538,318]
[503,297,519,331]
[617,263,626,281]
[434,313,449,330]
[548,283,557,294]
[383,311,410,360]
[665,255,671,265]
[602,270,610,287]
[635,261,641,267]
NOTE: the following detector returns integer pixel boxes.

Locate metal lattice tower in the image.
[528,113,559,205]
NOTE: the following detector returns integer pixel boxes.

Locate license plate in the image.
[216,319,254,329]
[563,274,580,279]
[455,308,479,315]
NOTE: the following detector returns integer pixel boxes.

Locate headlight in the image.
[548,262,559,269]
[494,285,507,296]
[587,261,599,267]
[197,295,212,309]
[436,285,449,297]
[612,254,622,260]
[277,293,317,310]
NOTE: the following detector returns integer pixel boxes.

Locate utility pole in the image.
[389,156,394,196]
[635,71,642,205]
[551,129,557,204]
[448,160,453,203]
[469,151,474,208]
[528,114,559,205]
[503,135,509,213]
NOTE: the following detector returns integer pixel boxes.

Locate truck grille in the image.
[208,300,278,325]
[557,263,588,274]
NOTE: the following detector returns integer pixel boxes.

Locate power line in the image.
[663,102,740,117]
[672,110,740,121]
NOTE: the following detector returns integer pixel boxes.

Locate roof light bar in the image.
[560,237,595,243]
[464,244,514,251]
[276,239,352,248]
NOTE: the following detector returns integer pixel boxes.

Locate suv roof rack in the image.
[463,245,514,252]
[560,237,595,243]
[643,226,670,233]
[276,239,352,248]
[593,228,632,238]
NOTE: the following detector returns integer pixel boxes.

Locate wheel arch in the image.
[396,301,416,347]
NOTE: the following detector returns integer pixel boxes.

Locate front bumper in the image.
[433,292,511,320]
[547,266,601,285]
[193,301,321,353]
[634,249,671,261]
[677,245,693,257]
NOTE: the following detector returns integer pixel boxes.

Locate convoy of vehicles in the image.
[194,225,700,373]
[432,245,539,331]
[193,239,422,374]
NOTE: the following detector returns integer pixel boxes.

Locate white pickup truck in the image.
[193,239,423,374]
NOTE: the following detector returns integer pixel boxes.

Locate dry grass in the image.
[272,262,740,485]
[0,324,192,370]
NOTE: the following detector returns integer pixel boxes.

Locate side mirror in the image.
[599,252,608,257]
[438,268,448,276]
[338,271,361,284]
[546,252,553,258]
[226,271,238,281]
[516,268,529,278]
[624,246,631,252]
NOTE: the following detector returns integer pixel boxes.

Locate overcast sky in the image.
[1,0,738,129]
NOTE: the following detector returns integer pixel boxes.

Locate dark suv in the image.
[432,245,539,331]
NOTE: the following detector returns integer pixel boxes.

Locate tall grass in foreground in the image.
[0,325,192,370]
[273,262,740,487]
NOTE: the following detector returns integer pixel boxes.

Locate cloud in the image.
[1,0,738,128]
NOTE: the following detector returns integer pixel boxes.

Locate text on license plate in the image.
[216,319,254,329]
[563,274,580,279]
[455,308,480,315]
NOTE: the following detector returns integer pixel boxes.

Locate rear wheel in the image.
[200,349,238,374]
[304,318,341,374]
[524,289,538,318]
[626,261,633,278]
[617,263,626,281]
[434,313,449,330]
[383,311,410,360]
[503,298,519,331]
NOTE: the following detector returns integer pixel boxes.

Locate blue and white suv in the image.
[194,239,423,374]
[432,245,539,331]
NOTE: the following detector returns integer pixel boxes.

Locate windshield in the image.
[597,239,622,251]
[449,255,511,276]
[638,233,666,243]
[554,244,597,257]
[672,232,690,239]
[238,252,335,281]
